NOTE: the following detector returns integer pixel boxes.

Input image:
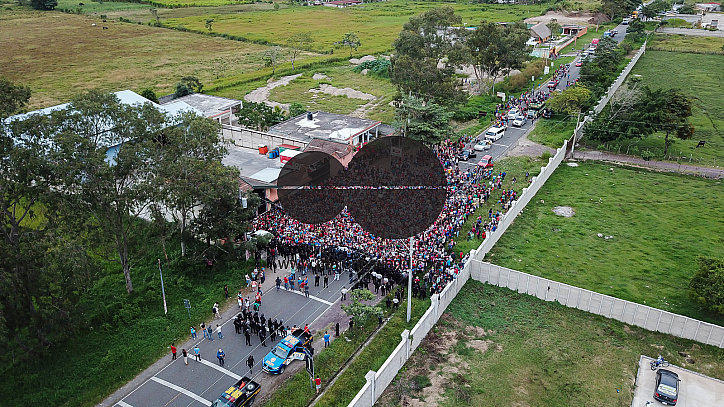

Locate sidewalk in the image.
[574,150,724,179]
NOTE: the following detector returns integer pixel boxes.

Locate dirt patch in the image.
[525,11,605,26]
[467,339,491,353]
[349,55,377,65]
[308,83,376,100]
[503,131,556,158]
[244,73,302,110]
[552,206,575,217]
[312,73,328,80]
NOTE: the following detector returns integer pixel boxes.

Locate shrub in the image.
[689,257,724,315]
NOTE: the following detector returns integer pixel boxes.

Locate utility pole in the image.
[407,237,413,323]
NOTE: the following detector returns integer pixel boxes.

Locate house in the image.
[562,24,587,37]
[323,0,362,7]
[267,111,381,148]
[165,93,242,125]
[303,138,356,167]
[695,2,721,12]
[530,22,552,43]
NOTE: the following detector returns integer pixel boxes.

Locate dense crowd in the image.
[252,134,530,298]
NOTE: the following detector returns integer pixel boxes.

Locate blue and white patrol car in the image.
[262,328,313,374]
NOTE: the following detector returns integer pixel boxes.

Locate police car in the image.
[262,328,313,374]
[210,377,260,407]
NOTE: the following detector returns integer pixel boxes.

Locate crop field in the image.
[0,8,277,108]
[161,1,550,55]
[648,34,724,53]
[378,281,724,407]
[487,161,724,325]
[593,44,724,166]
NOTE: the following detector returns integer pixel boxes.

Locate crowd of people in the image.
[253,134,531,298]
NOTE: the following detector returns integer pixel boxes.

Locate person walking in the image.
[182,348,188,365]
[259,329,267,347]
[314,376,322,394]
[170,344,177,361]
[276,276,281,291]
[217,324,223,339]
[213,302,222,320]
[201,322,208,339]
[247,355,255,373]
[323,331,330,348]
[315,274,320,287]
[224,284,229,299]
[323,275,329,288]
[244,328,252,346]
[304,284,310,298]
[217,349,225,366]
[193,345,201,361]
[190,326,197,340]
[207,325,214,341]
[284,276,289,290]
[335,322,340,337]
[341,286,348,301]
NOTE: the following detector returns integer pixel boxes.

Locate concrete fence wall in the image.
[221,124,307,150]
[470,261,724,348]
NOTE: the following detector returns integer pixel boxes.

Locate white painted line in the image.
[116,401,133,407]
[197,358,242,380]
[150,377,211,405]
[287,289,333,305]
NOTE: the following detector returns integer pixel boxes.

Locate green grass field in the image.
[378,281,724,407]
[528,114,577,147]
[588,47,724,166]
[649,33,724,53]
[0,7,275,108]
[486,161,724,325]
[162,1,550,55]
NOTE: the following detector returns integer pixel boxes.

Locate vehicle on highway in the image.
[484,126,506,142]
[654,369,680,405]
[512,114,526,127]
[477,155,494,168]
[575,61,582,67]
[547,80,558,89]
[622,18,630,25]
[473,141,490,151]
[527,102,544,119]
[211,377,261,407]
[458,149,476,160]
[542,109,553,119]
[262,328,313,374]
[507,107,519,119]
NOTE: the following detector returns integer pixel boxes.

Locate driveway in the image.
[632,356,724,407]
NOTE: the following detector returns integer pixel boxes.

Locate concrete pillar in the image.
[365,370,376,405]
[401,329,410,359]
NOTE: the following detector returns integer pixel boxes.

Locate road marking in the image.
[287,288,333,305]
[197,358,243,380]
[116,401,133,407]
[150,377,211,405]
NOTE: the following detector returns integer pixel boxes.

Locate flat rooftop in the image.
[166,93,241,118]
[267,111,380,144]
[223,145,283,185]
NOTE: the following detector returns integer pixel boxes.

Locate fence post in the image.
[401,329,410,360]
[365,370,376,405]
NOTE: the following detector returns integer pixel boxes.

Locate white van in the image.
[484,126,505,142]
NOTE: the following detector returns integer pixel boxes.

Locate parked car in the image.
[512,114,526,127]
[484,126,506,142]
[507,107,519,119]
[654,369,680,405]
[473,141,489,151]
[477,155,494,168]
[211,377,260,407]
[575,61,582,67]
[542,109,553,119]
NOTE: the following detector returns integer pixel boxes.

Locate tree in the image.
[211,57,231,79]
[236,101,285,131]
[336,32,361,57]
[154,112,225,257]
[638,87,693,156]
[341,289,383,328]
[30,0,57,10]
[394,95,453,145]
[139,87,159,104]
[149,8,160,26]
[288,102,306,118]
[174,76,203,98]
[0,77,31,119]
[545,85,592,115]
[287,32,312,70]
[263,46,286,75]
[205,18,214,32]
[627,19,646,41]
[546,18,562,39]
[54,90,168,294]
[498,22,531,79]
[689,257,724,315]
[390,7,466,105]
[678,4,695,14]
[602,0,641,21]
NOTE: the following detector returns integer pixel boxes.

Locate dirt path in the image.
[574,150,724,178]
[244,73,302,110]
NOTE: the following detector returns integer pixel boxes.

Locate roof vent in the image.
[306,112,313,121]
